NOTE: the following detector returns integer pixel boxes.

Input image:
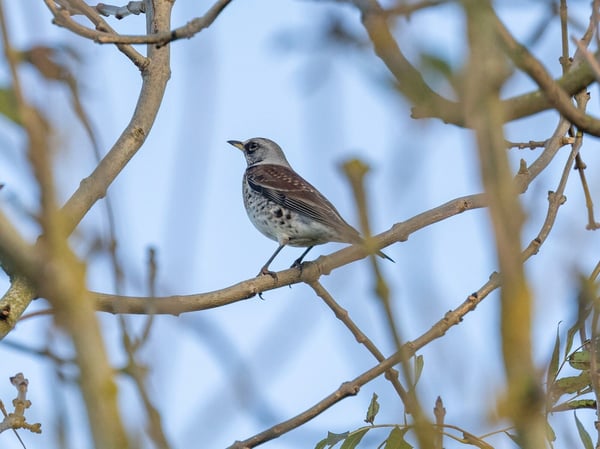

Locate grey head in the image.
[228,137,291,167]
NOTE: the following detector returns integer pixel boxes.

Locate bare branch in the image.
[96,1,145,19]
[45,0,232,46]
[433,397,446,449]
[308,280,410,406]
[0,373,41,435]
[495,10,600,136]
[43,0,146,67]
[0,0,175,341]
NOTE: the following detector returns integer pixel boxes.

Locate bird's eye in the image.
[246,141,259,153]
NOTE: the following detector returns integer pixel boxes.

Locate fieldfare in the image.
[228,137,393,277]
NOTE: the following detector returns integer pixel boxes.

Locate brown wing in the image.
[245,164,361,242]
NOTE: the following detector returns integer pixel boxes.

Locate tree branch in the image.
[494,8,600,137]
[43,0,146,67]
[0,373,41,435]
[353,0,597,127]
[92,194,486,315]
[45,0,232,46]
[0,0,174,339]
[308,280,410,406]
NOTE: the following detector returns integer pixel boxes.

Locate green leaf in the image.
[315,439,327,449]
[365,393,380,425]
[552,372,591,396]
[552,399,596,412]
[463,431,494,449]
[314,431,349,449]
[565,322,579,359]
[568,399,596,409]
[340,428,369,449]
[384,427,412,449]
[574,412,593,449]
[545,420,556,442]
[547,327,560,387]
[413,355,424,385]
[568,350,591,370]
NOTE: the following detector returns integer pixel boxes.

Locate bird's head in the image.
[228,137,291,167]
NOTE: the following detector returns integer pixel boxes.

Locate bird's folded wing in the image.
[246,164,360,241]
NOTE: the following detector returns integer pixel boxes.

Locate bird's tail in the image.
[376,250,395,263]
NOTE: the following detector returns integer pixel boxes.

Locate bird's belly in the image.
[243,189,337,247]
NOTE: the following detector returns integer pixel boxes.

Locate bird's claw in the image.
[256,265,277,281]
[256,267,277,300]
[258,267,278,280]
[290,260,307,273]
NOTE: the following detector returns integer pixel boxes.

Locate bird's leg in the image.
[259,244,286,279]
[291,246,314,269]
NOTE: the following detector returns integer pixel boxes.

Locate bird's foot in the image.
[256,267,277,300]
[290,259,309,273]
[288,260,304,290]
[257,266,278,280]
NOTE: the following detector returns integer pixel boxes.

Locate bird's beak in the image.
[227,140,244,151]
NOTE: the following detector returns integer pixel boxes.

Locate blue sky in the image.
[1,1,599,448]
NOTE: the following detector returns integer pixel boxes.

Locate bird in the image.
[228,137,393,277]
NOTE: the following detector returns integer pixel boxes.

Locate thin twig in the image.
[96,1,145,19]
[559,0,570,74]
[505,139,552,150]
[308,280,410,406]
[0,373,41,436]
[495,10,600,136]
[433,397,445,449]
[342,160,401,350]
[44,0,145,67]
[574,153,600,230]
[45,0,232,47]
[572,38,600,82]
